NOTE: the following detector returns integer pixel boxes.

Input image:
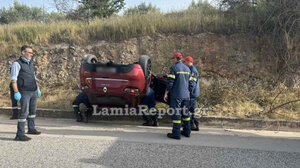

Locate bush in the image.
[123,2,160,16]
[0,1,44,24]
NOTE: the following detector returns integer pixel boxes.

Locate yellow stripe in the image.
[167,74,176,79]
[173,120,181,124]
[182,117,191,121]
[149,108,157,113]
[73,105,79,107]
[189,77,197,82]
[177,71,190,75]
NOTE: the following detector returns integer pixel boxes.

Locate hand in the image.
[164,93,168,102]
[37,88,42,98]
[14,92,21,101]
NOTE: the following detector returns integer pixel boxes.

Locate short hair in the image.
[9,54,17,60]
[21,45,32,52]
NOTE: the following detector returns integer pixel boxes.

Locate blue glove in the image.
[37,88,42,98]
[14,92,21,101]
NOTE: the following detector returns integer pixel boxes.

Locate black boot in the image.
[167,133,181,140]
[14,134,31,141]
[152,116,159,127]
[84,108,91,123]
[181,131,190,137]
[27,129,41,135]
[152,119,159,127]
[76,113,83,122]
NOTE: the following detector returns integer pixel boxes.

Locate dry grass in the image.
[0,10,236,58]
[36,88,78,110]
[0,78,78,110]
[198,81,300,120]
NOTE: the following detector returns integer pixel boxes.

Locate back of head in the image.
[21,45,32,53]
[9,54,17,60]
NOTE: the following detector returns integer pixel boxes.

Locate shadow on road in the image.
[0,137,14,141]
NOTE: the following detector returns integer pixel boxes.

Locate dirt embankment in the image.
[1,33,299,119]
[0,33,278,88]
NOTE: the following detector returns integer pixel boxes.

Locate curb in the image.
[1,107,299,131]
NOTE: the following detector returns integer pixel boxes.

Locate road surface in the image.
[0,115,299,168]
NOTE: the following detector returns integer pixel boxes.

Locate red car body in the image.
[80,61,151,108]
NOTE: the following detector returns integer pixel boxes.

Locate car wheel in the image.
[82,54,98,64]
[138,55,151,83]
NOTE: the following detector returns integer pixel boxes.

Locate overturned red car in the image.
[79,54,167,108]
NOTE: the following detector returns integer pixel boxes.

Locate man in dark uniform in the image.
[72,92,92,122]
[164,52,191,140]
[8,55,19,119]
[183,56,200,131]
[140,87,159,126]
[11,45,42,141]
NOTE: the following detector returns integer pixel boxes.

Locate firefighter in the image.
[164,52,191,140]
[72,92,92,122]
[140,87,159,126]
[11,45,42,141]
[183,56,200,131]
[8,55,19,120]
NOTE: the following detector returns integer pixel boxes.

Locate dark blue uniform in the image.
[73,92,92,122]
[140,87,158,126]
[188,65,200,131]
[166,61,191,138]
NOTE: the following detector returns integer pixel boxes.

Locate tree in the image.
[0,1,44,24]
[52,0,78,14]
[78,0,125,18]
[188,0,218,15]
[123,2,160,16]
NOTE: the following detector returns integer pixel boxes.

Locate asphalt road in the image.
[0,115,299,168]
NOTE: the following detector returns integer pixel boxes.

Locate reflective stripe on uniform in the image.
[12,107,18,109]
[177,71,190,75]
[189,77,197,82]
[167,74,176,79]
[173,120,181,124]
[28,115,36,118]
[73,105,79,107]
[182,117,191,121]
[149,108,157,113]
[18,119,26,122]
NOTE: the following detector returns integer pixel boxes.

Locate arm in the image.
[189,70,198,94]
[11,62,20,92]
[189,73,197,92]
[11,62,21,100]
[164,67,176,102]
[11,80,19,92]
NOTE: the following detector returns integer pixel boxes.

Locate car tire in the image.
[138,55,151,83]
[82,54,98,64]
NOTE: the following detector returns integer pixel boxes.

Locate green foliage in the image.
[78,0,125,18]
[66,5,88,21]
[46,12,67,22]
[188,0,218,15]
[124,2,160,16]
[0,1,45,24]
